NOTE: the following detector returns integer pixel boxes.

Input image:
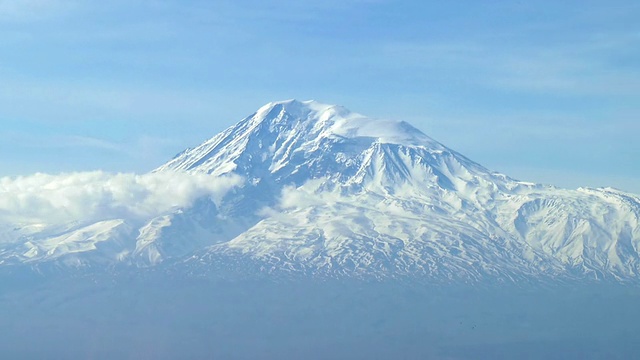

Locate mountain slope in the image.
[2,99,639,282]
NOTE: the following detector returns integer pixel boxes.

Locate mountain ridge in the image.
[1,99,639,282]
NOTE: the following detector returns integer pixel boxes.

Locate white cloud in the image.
[0,171,243,225]
[257,179,333,218]
[279,185,326,210]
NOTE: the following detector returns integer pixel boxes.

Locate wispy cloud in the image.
[56,135,124,152]
[0,0,77,22]
[377,33,640,97]
[0,76,231,121]
[492,46,640,96]
[0,130,185,169]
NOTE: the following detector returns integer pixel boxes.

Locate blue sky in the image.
[0,0,639,193]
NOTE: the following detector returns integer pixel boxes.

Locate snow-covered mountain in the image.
[2,99,640,282]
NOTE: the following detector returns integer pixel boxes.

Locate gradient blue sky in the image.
[1,0,638,193]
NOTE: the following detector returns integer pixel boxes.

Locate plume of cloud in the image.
[0,171,242,225]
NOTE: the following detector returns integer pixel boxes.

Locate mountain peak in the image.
[157,99,449,176]
[257,99,334,113]
[250,99,344,132]
[249,99,442,148]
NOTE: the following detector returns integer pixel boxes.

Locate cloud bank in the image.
[0,171,242,225]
